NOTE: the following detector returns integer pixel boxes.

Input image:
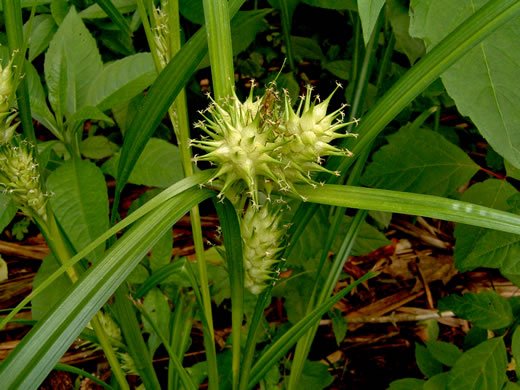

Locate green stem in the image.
[2,0,36,145]
[280,0,295,71]
[203,0,235,99]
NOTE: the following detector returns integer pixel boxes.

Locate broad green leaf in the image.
[51,0,71,24]
[330,309,347,345]
[0,255,6,282]
[0,187,214,389]
[112,94,143,135]
[299,0,356,10]
[0,193,17,233]
[337,215,392,256]
[230,10,271,56]
[361,127,479,197]
[179,0,204,25]
[416,342,443,378]
[79,0,137,19]
[358,0,386,46]
[24,14,57,62]
[143,287,171,356]
[104,138,184,188]
[386,0,424,64]
[388,378,426,389]
[438,291,513,330]
[505,160,520,181]
[25,61,59,137]
[47,159,109,264]
[149,229,173,272]
[291,36,325,61]
[447,338,507,390]
[80,136,119,159]
[277,72,300,103]
[295,360,334,390]
[511,326,520,379]
[454,179,517,271]
[44,7,103,117]
[32,254,72,320]
[409,0,520,169]
[65,105,114,128]
[324,60,351,80]
[86,53,156,111]
[425,341,462,367]
[424,372,450,390]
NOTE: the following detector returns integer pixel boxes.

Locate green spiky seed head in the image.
[241,202,285,295]
[0,139,47,220]
[191,85,285,205]
[277,84,358,190]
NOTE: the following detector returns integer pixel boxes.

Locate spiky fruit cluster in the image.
[192,86,285,205]
[192,83,357,203]
[0,139,48,220]
[241,202,285,295]
[276,84,356,191]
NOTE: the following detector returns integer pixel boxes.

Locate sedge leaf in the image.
[47,159,109,264]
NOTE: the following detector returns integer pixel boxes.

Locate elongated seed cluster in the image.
[0,53,48,221]
[0,140,48,220]
[241,202,285,294]
[193,82,358,294]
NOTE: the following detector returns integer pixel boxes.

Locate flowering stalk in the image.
[193,82,359,295]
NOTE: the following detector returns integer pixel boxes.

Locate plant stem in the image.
[2,0,36,145]
[280,0,295,72]
[203,0,235,99]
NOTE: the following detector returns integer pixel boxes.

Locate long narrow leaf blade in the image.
[214,198,244,389]
[0,188,214,389]
[297,184,520,234]
[94,0,132,35]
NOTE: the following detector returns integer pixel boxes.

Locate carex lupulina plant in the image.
[192,81,359,294]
